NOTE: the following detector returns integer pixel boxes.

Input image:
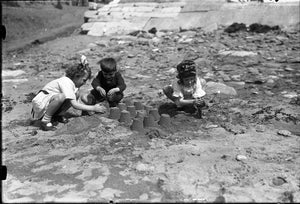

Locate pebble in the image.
[136,162,148,171]
[277,130,292,137]
[139,193,149,201]
[264,90,274,96]
[127,54,135,58]
[266,79,275,84]
[283,92,298,99]
[214,195,226,203]
[205,124,219,129]
[272,177,287,186]
[236,154,247,161]
[284,67,294,71]
[255,125,266,132]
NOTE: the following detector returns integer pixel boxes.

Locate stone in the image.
[284,67,294,71]
[139,193,149,201]
[218,50,257,57]
[136,162,148,171]
[255,125,266,132]
[272,177,287,186]
[205,81,237,96]
[2,70,26,77]
[236,154,247,161]
[283,92,298,99]
[203,22,218,33]
[2,79,29,83]
[277,130,292,137]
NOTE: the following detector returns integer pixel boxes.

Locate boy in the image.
[163,59,207,118]
[82,57,126,107]
[31,56,106,131]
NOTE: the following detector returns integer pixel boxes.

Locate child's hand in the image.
[107,88,120,97]
[194,97,205,108]
[93,104,106,113]
[97,87,106,97]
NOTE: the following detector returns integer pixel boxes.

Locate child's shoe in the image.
[52,115,69,124]
[81,111,95,116]
[40,121,56,131]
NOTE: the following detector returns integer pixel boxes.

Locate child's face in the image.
[182,76,196,86]
[74,72,89,88]
[102,71,116,81]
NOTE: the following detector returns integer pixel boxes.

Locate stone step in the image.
[82,0,300,36]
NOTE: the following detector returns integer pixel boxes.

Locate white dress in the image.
[172,76,206,100]
[31,76,78,120]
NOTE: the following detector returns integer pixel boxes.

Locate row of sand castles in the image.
[107,100,171,132]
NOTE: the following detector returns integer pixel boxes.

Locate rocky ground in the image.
[2,2,300,203]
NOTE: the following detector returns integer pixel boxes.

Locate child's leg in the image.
[53,99,72,116]
[80,92,96,105]
[163,85,177,102]
[107,92,123,107]
[40,93,67,130]
[42,93,66,121]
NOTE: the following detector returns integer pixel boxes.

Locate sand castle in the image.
[107,99,171,133]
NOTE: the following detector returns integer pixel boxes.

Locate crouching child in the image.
[81,57,126,108]
[31,57,106,131]
[163,59,207,118]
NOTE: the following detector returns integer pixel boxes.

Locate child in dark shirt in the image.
[81,57,126,108]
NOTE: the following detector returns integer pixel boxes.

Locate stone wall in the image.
[82,0,300,36]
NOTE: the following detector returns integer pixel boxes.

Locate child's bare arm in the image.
[70,99,106,113]
[175,98,195,107]
[96,86,106,97]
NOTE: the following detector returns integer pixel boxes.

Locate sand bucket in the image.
[149,108,160,121]
[109,107,121,120]
[136,110,147,119]
[127,105,137,118]
[119,110,131,125]
[158,114,171,127]
[118,102,126,111]
[143,115,157,128]
[124,99,133,107]
[130,117,144,132]
[143,105,152,114]
[134,101,144,110]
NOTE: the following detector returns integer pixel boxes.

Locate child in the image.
[31,56,106,131]
[81,57,126,108]
[163,59,207,118]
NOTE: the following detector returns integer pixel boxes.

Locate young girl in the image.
[31,56,106,131]
[163,59,207,117]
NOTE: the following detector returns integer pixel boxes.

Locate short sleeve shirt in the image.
[172,76,206,99]
[42,76,78,100]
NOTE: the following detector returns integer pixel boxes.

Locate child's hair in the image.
[98,58,117,73]
[65,62,92,80]
[176,59,196,81]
